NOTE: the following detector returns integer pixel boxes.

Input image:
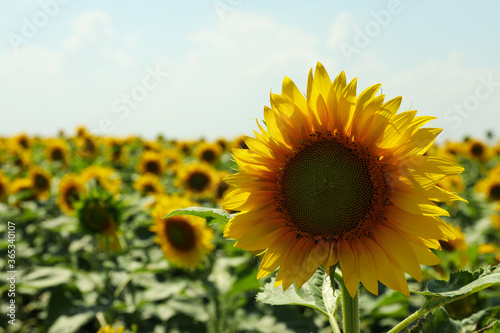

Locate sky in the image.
[1,0,499,142]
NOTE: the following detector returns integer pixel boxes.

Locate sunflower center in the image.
[82,202,114,233]
[51,148,64,161]
[489,184,500,201]
[188,172,210,192]
[65,186,81,209]
[471,143,484,157]
[276,136,389,239]
[165,217,196,251]
[34,174,49,191]
[201,149,216,163]
[145,161,160,174]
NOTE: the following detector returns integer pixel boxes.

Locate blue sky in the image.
[1,0,499,142]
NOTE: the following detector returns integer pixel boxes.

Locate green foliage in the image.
[164,207,234,225]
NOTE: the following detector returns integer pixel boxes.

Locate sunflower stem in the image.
[334,271,360,333]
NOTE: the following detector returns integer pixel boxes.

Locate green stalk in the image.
[334,272,360,333]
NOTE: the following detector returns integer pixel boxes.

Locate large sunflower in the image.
[150,195,214,268]
[223,63,465,297]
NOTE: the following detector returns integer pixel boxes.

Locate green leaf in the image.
[409,307,461,333]
[163,207,233,225]
[256,268,338,317]
[47,311,94,333]
[18,267,73,290]
[413,265,500,312]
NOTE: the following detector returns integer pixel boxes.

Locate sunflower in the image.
[176,163,217,198]
[133,174,165,196]
[476,174,500,201]
[216,137,228,151]
[75,125,89,138]
[137,151,166,176]
[222,63,465,297]
[490,214,500,230]
[57,173,87,214]
[437,174,464,195]
[97,325,125,333]
[444,141,463,157]
[465,139,490,162]
[104,137,125,163]
[232,135,249,150]
[9,178,36,202]
[162,149,182,168]
[195,142,223,164]
[80,166,122,194]
[75,135,98,159]
[150,195,214,268]
[45,138,69,164]
[76,190,121,239]
[13,133,30,150]
[0,171,10,202]
[28,166,52,200]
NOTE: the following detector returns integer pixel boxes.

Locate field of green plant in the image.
[0,129,499,333]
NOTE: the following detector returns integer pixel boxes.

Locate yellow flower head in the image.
[133,174,165,196]
[176,163,217,198]
[80,166,122,194]
[57,173,87,214]
[223,63,465,297]
[0,171,10,202]
[465,139,490,162]
[9,177,36,202]
[13,133,30,150]
[97,325,125,333]
[75,135,99,159]
[195,141,223,164]
[476,174,500,201]
[478,243,496,254]
[150,195,214,269]
[28,166,52,200]
[137,150,166,176]
[45,138,70,164]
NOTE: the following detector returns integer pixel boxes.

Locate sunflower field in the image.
[1,71,500,332]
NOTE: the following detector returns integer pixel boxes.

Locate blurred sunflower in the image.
[133,174,165,196]
[0,171,10,202]
[150,195,214,268]
[7,143,31,170]
[80,166,121,194]
[137,151,166,176]
[231,135,248,150]
[216,137,228,151]
[195,142,223,164]
[176,163,217,198]
[223,63,465,297]
[105,137,125,163]
[478,243,496,254]
[444,141,463,157]
[465,139,490,162]
[215,170,231,201]
[476,174,500,201]
[75,135,98,159]
[438,174,465,194]
[75,125,89,138]
[490,213,500,230]
[45,138,70,164]
[57,173,87,214]
[440,225,467,253]
[28,166,51,200]
[76,189,122,251]
[9,178,35,202]
[97,325,125,333]
[12,133,30,150]
[162,149,182,168]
